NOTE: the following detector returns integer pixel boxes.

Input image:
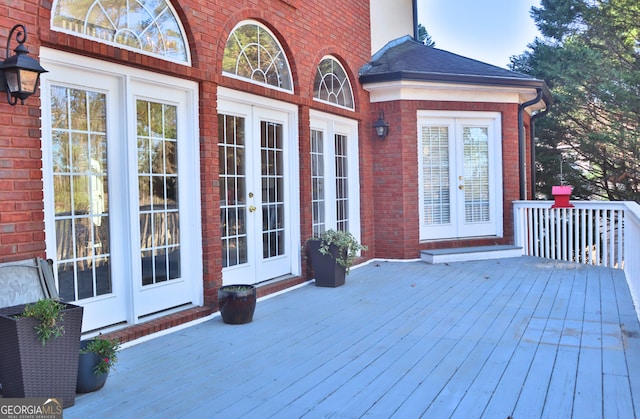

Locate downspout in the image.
[518,88,542,200]
[529,107,550,198]
[412,0,419,41]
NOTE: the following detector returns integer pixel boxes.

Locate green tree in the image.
[417,24,435,47]
[510,0,640,201]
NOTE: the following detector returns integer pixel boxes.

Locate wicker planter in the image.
[218,285,257,324]
[307,240,346,287]
[0,302,83,408]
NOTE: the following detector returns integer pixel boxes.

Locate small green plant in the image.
[22,299,65,345]
[81,336,120,375]
[310,229,367,273]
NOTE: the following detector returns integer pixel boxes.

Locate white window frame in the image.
[313,55,355,110]
[222,20,294,93]
[309,110,362,243]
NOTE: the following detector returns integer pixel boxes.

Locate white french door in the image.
[41,50,201,332]
[418,112,503,241]
[218,89,299,285]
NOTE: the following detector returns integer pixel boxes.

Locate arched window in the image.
[313,57,354,110]
[222,21,293,92]
[51,0,190,64]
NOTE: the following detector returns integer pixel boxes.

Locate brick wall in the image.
[1,1,373,304]
[0,5,46,261]
[371,100,527,259]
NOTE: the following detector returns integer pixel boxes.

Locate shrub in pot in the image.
[77,336,120,393]
[307,229,367,287]
[0,299,83,408]
[218,284,257,324]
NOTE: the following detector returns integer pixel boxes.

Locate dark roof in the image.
[359,36,551,104]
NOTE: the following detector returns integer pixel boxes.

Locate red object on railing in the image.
[551,185,574,208]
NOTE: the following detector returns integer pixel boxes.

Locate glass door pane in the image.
[137,99,181,285]
[463,127,490,223]
[51,86,112,302]
[261,121,285,259]
[421,125,451,226]
[219,114,248,267]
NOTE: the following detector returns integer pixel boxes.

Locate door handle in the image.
[249,205,257,212]
[459,185,464,190]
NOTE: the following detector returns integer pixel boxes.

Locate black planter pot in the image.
[76,340,109,393]
[0,302,83,408]
[307,240,346,287]
[218,285,257,324]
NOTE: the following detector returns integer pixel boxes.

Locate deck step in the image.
[420,245,523,264]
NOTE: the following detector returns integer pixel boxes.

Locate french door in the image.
[418,112,503,240]
[218,91,298,285]
[41,50,201,332]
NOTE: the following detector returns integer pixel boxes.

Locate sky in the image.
[418,0,542,68]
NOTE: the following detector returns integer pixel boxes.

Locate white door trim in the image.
[40,48,202,330]
[417,110,503,241]
[217,87,301,284]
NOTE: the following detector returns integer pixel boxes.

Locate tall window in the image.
[310,112,361,240]
[310,130,325,237]
[222,21,293,92]
[313,57,354,110]
[52,0,190,64]
[335,134,349,231]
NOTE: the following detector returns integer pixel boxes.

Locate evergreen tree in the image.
[418,24,436,47]
[510,0,640,201]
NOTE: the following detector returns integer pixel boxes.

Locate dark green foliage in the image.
[81,337,120,375]
[22,299,65,345]
[511,0,640,201]
[417,24,436,47]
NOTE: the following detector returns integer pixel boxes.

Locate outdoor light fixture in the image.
[373,109,389,139]
[0,24,48,106]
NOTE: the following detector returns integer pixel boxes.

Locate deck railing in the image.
[514,200,640,320]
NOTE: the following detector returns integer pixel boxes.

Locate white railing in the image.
[623,202,640,320]
[514,200,640,320]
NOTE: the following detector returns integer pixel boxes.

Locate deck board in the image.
[63,256,640,418]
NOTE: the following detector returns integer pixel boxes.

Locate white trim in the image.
[364,80,546,112]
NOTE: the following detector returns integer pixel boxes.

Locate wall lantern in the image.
[0,24,48,106]
[373,110,389,139]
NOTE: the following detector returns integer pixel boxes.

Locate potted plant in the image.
[218,284,257,324]
[77,336,120,393]
[306,229,367,287]
[0,298,83,408]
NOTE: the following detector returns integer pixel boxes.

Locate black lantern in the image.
[0,24,48,106]
[373,109,389,139]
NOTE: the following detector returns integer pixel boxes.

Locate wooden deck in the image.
[65,256,640,418]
